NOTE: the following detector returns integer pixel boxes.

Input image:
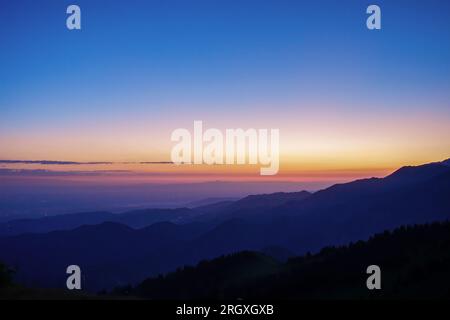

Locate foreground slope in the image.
[130,221,450,299]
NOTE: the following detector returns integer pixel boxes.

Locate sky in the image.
[1,0,450,183]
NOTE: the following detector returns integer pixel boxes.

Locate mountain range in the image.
[0,158,449,291]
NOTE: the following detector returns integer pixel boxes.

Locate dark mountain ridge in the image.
[128,221,450,299]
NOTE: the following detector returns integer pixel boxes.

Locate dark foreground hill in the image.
[126,221,450,299]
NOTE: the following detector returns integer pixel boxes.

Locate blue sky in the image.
[0,0,449,167]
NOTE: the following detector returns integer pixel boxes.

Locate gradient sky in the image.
[1,0,449,181]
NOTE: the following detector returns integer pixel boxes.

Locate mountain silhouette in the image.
[0,208,196,236]
[0,221,209,290]
[0,191,312,236]
[191,191,312,223]
[0,158,449,291]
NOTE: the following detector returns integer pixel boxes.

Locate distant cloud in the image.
[0,160,172,165]
[0,160,112,165]
[0,169,132,176]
